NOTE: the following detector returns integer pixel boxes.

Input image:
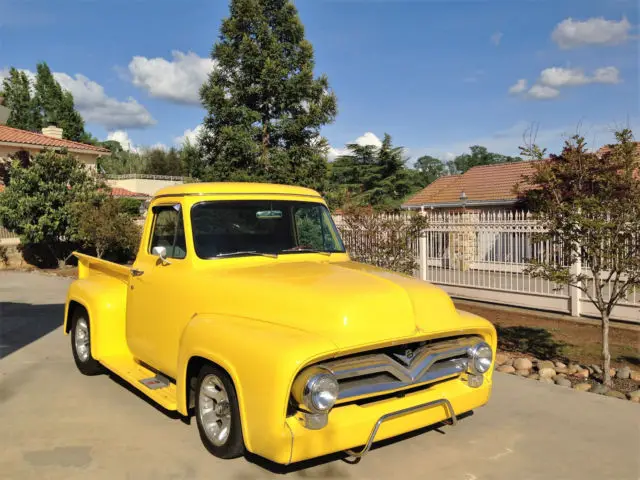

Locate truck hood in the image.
[206,260,460,352]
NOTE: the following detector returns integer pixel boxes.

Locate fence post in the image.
[569,240,582,317]
[419,208,427,281]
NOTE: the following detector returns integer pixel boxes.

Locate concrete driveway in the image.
[1,271,639,480]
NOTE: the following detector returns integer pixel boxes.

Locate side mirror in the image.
[152,246,171,265]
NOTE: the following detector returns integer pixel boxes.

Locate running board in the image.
[140,374,171,390]
[100,356,178,411]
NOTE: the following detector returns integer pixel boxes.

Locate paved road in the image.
[1,271,639,480]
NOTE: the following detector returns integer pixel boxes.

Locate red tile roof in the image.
[110,187,149,198]
[404,161,540,207]
[0,184,148,199]
[0,125,109,154]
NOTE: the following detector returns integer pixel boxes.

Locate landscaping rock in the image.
[555,377,572,387]
[515,369,530,377]
[539,377,554,384]
[497,365,516,374]
[590,384,609,395]
[574,369,590,379]
[604,390,627,400]
[590,364,603,375]
[567,363,581,374]
[553,374,567,380]
[513,358,533,371]
[630,396,640,404]
[616,366,631,380]
[627,390,640,401]
[554,361,567,369]
[609,368,617,377]
[538,360,555,370]
[631,371,640,382]
[554,366,568,374]
[574,383,592,392]
[495,352,509,366]
[528,373,539,380]
[539,367,556,379]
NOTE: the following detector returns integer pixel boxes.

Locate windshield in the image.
[191,200,346,259]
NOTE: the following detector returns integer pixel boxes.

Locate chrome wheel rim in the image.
[198,374,231,446]
[74,318,90,362]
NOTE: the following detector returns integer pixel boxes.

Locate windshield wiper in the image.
[215,250,278,259]
[280,247,332,256]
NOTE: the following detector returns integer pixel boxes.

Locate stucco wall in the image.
[0,145,100,169]
[106,178,184,196]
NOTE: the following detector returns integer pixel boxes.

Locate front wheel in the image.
[70,310,103,376]
[195,365,245,459]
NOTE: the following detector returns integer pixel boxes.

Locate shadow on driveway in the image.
[0,302,64,359]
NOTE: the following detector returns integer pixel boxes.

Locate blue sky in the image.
[1,0,638,162]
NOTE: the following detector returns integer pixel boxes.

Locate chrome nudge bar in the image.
[319,336,482,401]
[345,398,457,459]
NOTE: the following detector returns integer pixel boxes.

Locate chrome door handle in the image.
[131,268,145,277]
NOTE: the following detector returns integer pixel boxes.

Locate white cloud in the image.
[510,66,622,100]
[174,124,204,145]
[0,68,156,130]
[551,17,633,49]
[128,50,215,105]
[539,67,590,87]
[107,130,136,151]
[490,32,503,46]
[328,132,383,161]
[527,84,561,100]
[53,73,156,130]
[592,66,621,84]
[508,79,528,95]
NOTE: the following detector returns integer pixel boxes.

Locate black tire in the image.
[70,309,103,376]
[195,364,245,459]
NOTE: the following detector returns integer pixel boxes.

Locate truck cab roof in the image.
[153,182,322,200]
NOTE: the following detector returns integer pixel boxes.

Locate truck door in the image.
[126,203,189,377]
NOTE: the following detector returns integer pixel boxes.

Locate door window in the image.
[149,205,187,259]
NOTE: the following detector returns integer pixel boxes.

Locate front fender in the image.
[176,314,337,462]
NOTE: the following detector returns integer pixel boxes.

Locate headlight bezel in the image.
[292,367,339,414]
[468,341,493,374]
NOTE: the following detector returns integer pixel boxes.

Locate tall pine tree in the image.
[33,62,86,141]
[330,134,414,209]
[199,0,337,190]
[2,68,38,131]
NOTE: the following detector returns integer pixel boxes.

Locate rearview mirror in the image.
[152,246,171,265]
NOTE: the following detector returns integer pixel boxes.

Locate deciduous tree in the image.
[0,150,102,265]
[521,130,640,387]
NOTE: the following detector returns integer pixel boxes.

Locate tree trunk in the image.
[601,312,612,387]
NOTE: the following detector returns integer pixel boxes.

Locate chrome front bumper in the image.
[345,398,457,459]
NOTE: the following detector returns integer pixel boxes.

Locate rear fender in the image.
[64,276,130,360]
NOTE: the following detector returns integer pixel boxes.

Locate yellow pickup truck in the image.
[64,182,496,464]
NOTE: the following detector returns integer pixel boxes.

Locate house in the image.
[403,161,539,212]
[0,124,110,171]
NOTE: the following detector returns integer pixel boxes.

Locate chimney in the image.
[0,96,9,126]
[42,125,64,139]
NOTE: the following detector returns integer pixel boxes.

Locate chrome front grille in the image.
[318,336,482,401]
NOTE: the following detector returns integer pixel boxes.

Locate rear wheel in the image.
[195,364,245,459]
[70,310,103,376]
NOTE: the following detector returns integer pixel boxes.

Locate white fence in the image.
[338,210,639,324]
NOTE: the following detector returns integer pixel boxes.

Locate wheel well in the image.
[185,356,234,413]
[66,301,88,333]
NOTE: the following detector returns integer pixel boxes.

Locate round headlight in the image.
[306,373,339,412]
[469,342,493,374]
